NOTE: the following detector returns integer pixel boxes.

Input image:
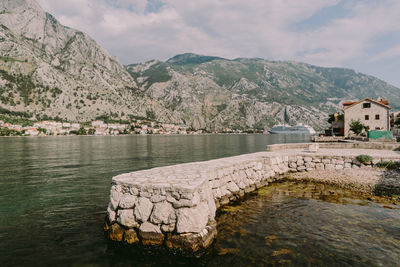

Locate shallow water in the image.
[0,134,309,266]
[212,182,400,267]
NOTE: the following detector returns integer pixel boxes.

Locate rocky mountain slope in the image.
[126,54,400,131]
[0,0,177,123]
[1,0,400,131]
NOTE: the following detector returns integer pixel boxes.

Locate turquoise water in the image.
[0,134,308,266]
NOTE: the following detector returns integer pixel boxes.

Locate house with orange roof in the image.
[343,97,391,136]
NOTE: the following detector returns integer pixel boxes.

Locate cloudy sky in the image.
[37,0,400,87]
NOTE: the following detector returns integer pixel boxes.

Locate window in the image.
[363,103,371,108]
[375,114,380,120]
[365,115,369,120]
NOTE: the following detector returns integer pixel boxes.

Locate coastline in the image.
[104,146,400,254]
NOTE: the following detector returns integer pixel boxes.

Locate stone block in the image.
[336,160,345,165]
[289,162,297,168]
[344,163,352,169]
[173,193,200,208]
[110,185,123,210]
[226,182,240,194]
[297,160,305,166]
[335,165,344,170]
[150,195,166,203]
[305,162,316,168]
[109,223,124,242]
[150,201,176,225]
[304,157,312,162]
[117,209,139,228]
[129,187,139,196]
[107,203,116,222]
[176,202,209,234]
[297,166,306,172]
[313,158,322,163]
[325,164,335,170]
[166,223,217,252]
[306,168,314,172]
[322,159,331,164]
[134,197,153,223]
[139,222,164,246]
[124,229,140,245]
[161,224,176,233]
[119,194,136,209]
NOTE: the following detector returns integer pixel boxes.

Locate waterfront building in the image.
[343,97,390,136]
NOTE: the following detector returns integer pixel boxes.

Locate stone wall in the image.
[104,148,400,254]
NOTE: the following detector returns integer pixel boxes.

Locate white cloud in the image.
[35,0,400,70]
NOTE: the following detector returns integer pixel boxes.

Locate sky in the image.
[36,0,400,87]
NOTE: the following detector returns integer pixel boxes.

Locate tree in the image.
[328,113,344,123]
[349,119,367,135]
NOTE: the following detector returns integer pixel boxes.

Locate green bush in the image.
[350,119,367,135]
[376,161,399,169]
[356,154,372,164]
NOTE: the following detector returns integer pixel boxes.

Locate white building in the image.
[343,97,390,136]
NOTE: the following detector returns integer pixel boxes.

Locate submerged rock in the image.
[139,222,164,246]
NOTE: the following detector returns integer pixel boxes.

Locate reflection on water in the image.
[0,134,308,266]
[213,182,400,267]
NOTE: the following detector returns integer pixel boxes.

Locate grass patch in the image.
[356,154,373,164]
[376,161,399,170]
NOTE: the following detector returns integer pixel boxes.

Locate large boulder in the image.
[117,209,138,228]
[176,202,209,233]
[134,197,153,223]
[150,201,176,225]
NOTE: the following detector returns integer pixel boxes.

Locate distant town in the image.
[0,118,249,136]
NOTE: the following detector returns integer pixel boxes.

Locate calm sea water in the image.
[0,135,399,266]
[0,134,307,266]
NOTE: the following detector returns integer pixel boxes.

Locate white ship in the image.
[268,124,316,135]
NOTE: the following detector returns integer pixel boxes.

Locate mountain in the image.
[126,54,400,131]
[0,0,177,123]
[1,1,400,132]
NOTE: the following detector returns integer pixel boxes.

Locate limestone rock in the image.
[161,224,176,233]
[124,229,140,244]
[107,203,116,223]
[176,202,209,233]
[134,197,154,223]
[117,209,138,228]
[110,185,123,210]
[119,194,136,209]
[226,182,240,193]
[109,223,124,242]
[172,193,200,208]
[325,164,335,170]
[139,222,164,246]
[150,201,176,225]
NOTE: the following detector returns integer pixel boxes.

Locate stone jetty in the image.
[104,143,400,253]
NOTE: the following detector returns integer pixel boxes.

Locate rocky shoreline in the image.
[286,169,400,196]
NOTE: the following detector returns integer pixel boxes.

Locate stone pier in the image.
[104,143,400,253]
